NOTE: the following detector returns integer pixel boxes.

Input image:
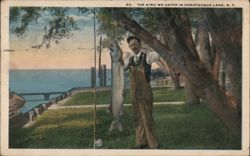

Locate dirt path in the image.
[48,101,185,110]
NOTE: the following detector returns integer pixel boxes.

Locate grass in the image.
[63,87,186,106]
[10,108,94,148]
[9,104,240,149]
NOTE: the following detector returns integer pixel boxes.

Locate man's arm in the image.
[123,52,132,70]
[146,51,160,64]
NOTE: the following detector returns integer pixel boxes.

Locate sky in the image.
[9,8,113,70]
[9,7,158,70]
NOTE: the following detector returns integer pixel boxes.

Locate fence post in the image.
[99,66,103,87]
[34,108,40,117]
[42,104,47,111]
[28,111,35,121]
[91,67,96,88]
[101,64,106,87]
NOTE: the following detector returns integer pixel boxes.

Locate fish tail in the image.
[109,120,123,132]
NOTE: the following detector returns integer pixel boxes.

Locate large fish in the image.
[108,41,125,132]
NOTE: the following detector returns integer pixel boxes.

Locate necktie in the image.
[135,56,139,63]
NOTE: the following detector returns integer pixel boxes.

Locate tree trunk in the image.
[183,77,200,105]
[155,60,181,90]
[212,45,221,81]
[196,15,213,73]
[158,33,181,90]
[205,9,242,107]
[176,10,200,104]
[177,10,200,60]
[115,9,241,139]
[220,60,226,90]
[169,66,180,90]
[156,57,170,73]
[155,58,181,89]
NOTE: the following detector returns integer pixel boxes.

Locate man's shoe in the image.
[134,144,148,149]
[150,144,162,149]
[140,144,148,149]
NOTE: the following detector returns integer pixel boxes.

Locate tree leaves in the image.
[10,7,42,37]
[10,7,81,49]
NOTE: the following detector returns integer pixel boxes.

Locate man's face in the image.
[128,39,141,55]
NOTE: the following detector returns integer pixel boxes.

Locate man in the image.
[124,36,159,149]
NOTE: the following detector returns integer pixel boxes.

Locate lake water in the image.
[9,69,111,113]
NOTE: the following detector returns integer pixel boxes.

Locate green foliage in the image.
[10,7,42,37]
[36,8,79,48]
[154,104,240,149]
[96,8,127,49]
[9,7,21,23]
[10,108,94,148]
[63,87,186,106]
[77,7,92,15]
[9,7,203,48]
[10,7,79,48]
[9,7,242,51]
[130,8,159,35]
[9,105,240,149]
[179,8,202,28]
[153,87,186,102]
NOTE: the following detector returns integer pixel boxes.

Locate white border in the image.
[1,1,10,155]
[1,0,249,156]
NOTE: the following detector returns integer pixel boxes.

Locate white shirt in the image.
[124,51,160,69]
